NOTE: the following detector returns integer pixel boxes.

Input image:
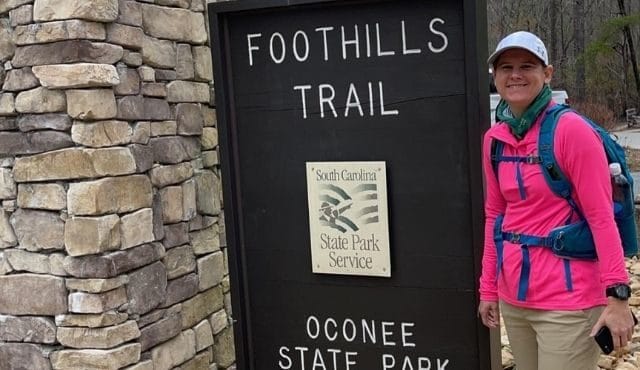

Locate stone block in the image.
[0,0,32,15]
[122,51,142,67]
[0,274,67,315]
[117,0,142,27]
[116,95,172,120]
[34,0,119,22]
[12,41,123,68]
[194,320,213,352]
[181,287,223,330]
[33,63,118,89]
[132,121,150,144]
[176,103,204,136]
[15,87,66,114]
[201,127,218,150]
[182,179,197,221]
[68,175,152,216]
[141,82,167,97]
[0,343,51,370]
[163,245,195,279]
[66,276,128,293]
[0,315,56,343]
[162,273,198,308]
[114,66,140,95]
[176,44,194,80]
[195,170,222,216]
[142,4,207,44]
[0,131,74,156]
[141,35,176,69]
[50,343,141,370]
[65,214,121,257]
[151,330,196,370]
[55,311,128,328]
[107,23,143,50]
[150,120,177,136]
[150,162,193,188]
[0,19,15,62]
[0,93,15,116]
[14,20,106,45]
[0,117,17,130]
[163,222,189,249]
[129,143,153,172]
[150,136,200,164]
[139,311,182,351]
[18,113,71,131]
[137,66,155,82]
[213,327,235,368]
[2,68,39,92]
[124,360,153,370]
[14,147,136,182]
[0,252,13,275]
[193,46,213,82]
[121,208,155,249]
[155,68,177,81]
[63,243,165,278]
[167,81,210,103]
[126,261,167,315]
[9,5,33,27]
[0,167,16,199]
[57,320,140,349]
[72,120,132,147]
[160,186,184,224]
[209,309,228,335]
[10,209,64,251]
[5,249,53,274]
[202,107,216,127]
[156,0,190,8]
[190,224,220,255]
[68,286,127,314]
[0,210,17,249]
[197,252,224,292]
[180,351,210,370]
[66,89,117,120]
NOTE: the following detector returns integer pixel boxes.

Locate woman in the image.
[477,31,635,370]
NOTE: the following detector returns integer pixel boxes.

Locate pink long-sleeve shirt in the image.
[479,103,629,310]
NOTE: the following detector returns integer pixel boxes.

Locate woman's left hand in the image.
[590,299,635,352]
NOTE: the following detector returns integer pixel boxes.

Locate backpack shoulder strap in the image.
[490,138,504,178]
[538,104,573,199]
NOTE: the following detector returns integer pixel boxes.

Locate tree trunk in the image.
[618,0,640,107]
[550,0,561,86]
[573,0,586,101]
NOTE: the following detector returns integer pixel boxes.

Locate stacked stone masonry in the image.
[0,0,235,369]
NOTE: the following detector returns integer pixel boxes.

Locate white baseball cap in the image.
[488,31,549,67]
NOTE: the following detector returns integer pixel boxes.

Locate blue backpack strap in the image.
[537,104,584,218]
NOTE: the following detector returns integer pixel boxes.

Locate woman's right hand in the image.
[478,301,500,328]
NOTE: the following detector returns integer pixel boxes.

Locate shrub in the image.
[570,100,617,130]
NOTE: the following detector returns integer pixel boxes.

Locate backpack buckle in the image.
[510,233,521,243]
[526,155,541,164]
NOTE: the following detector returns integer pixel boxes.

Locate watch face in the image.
[616,285,631,299]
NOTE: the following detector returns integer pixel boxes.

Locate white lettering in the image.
[342,318,357,342]
[293,30,310,62]
[419,357,431,370]
[269,32,286,63]
[247,33,262,66]
[294,347,309,370]
[278,346,292,369]
[376,23,395,56]
[294,85,312,119]
[401,20,421,54]
[383,354,396,370]
[379,81,399,116]
[368,82,375,116]
[306,316,320,339]
[428,18,448,53]
[344,83,364,117]
[345,352,358,370]
[319,84,338,118]
[401,322,416,347]
[312,348,327,370]
[324,317,338,341]
[382,321,396,346]
[438,359,449,370]
[362,319,377,344]
[315,26,334,61]
[402,356,415,370]
[365,24,372,57]
[341,25,360,59]
[327,349,341,370]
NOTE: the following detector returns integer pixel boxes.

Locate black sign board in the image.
[208,0,495,368]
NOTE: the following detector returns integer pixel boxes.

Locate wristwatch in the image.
[606,283,632,300]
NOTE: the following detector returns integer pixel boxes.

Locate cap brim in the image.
[487,46,547,67]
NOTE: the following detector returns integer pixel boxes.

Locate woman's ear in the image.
[544,65,554,84]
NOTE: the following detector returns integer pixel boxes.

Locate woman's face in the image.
[493,48,553,116]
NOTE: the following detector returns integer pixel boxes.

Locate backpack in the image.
[491,104,639,261]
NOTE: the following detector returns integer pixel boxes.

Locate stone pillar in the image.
[0,1,234,369]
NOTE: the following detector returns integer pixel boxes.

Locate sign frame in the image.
[208,0,497,368]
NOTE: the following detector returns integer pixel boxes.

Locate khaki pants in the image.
[500,301,604,370]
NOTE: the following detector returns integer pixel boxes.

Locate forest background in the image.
[487,0,640,127]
